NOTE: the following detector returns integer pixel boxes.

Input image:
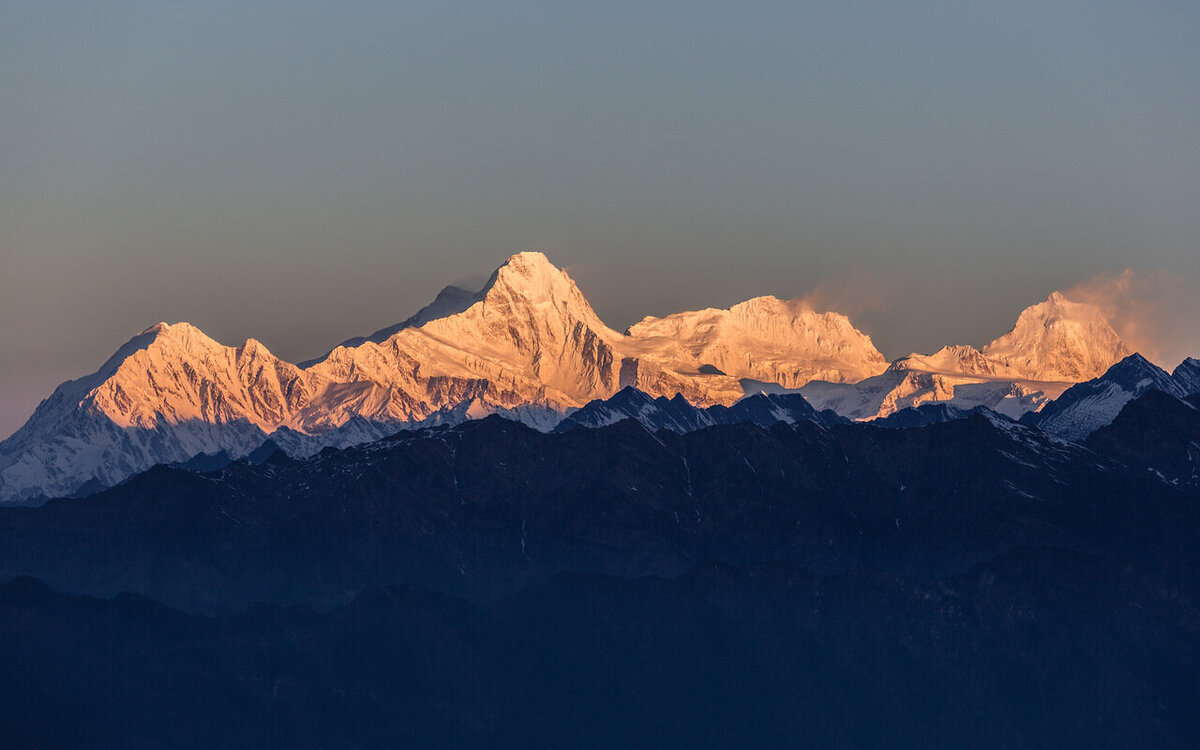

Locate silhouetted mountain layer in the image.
[1,550,1197,750]
[1085,389,1200,488]
[553,386,846,433]
[2,413,1197,614]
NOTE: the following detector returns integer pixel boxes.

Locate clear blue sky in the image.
[3,1,1199,437]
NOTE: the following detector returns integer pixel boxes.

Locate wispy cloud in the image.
[1063,269,1200,369]
[795,268,892,319]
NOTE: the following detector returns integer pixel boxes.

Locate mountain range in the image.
[0,251,1169,502]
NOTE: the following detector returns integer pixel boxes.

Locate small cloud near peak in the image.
[1062,269,1200,369]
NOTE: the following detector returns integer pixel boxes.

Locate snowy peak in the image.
[306,252,580,367]
[89,322,308,431]
[481,251,592,309]
[406,252,622,402]
[475,252,613,346]
[624,295,888,387]
[419,251,613,342]
[982,291,1130,382]
[1099,353,1180,395]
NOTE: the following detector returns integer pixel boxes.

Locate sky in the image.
[2,1,1199,439]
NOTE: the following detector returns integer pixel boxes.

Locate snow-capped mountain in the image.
[1022,354,1192,441]
[0,252,886,502]
[0,322,304,503]
[796,292,1133,421]
[797,344,1071,422]
[981,291,1129,382]
[1,249,1183,502]
[624,296,889,387]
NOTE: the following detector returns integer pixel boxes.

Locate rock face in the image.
[0,252,888,502]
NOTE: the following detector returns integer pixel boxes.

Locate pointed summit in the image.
[475,251,604,328]
[1024,352,1181,441]
[302,252,575,368]
[487,250,565,289]
[1097,353,1179,394]
[406,252,619,399]
[982,291,1129,382]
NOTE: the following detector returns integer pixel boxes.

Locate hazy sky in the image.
[3,1,1199,438]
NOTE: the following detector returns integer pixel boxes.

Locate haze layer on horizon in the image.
[2,1,1199,439]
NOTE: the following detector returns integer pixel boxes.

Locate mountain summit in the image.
[981,291,1129,382]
